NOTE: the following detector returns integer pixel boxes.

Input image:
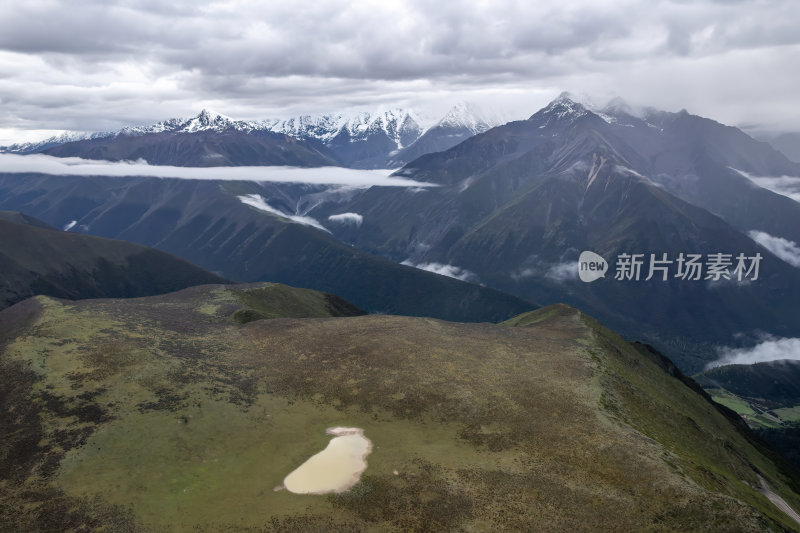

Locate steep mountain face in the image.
[2,291,799,531]
[594,103,800,246]
[0,173,534,323]
[386,102,500,168]
[39,110,339,167]
[303,93,800,371]
[0,212,226,309]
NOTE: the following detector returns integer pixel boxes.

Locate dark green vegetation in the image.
[756,425,800,474]
[1,286,799,531]
[696,361,800,411]
[0,175,534,323]
[0,213,225,310]
[230,283,365,323]
[695,361,800,472]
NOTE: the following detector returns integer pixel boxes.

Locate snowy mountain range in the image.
[262,109,424,148]
[0,104,506,168]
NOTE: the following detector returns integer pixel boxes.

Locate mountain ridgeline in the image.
[3,105,502,169]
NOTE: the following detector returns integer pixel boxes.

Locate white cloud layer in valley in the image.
[748,230,800,267]
[0,153,431,187]
[734,168,800,203]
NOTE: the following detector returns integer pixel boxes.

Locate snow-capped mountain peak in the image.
[0,130,111,154]
[538,91,592,119]
[532,92,641,127]
[262,108,424,150]
[183,109,236,132]
[118,110,256,136]
[435,102,502,134]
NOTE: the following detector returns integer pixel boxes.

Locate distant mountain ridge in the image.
[0,104,506,168]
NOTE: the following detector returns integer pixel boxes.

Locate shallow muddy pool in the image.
[281,427,372,494]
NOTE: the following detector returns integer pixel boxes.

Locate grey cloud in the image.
[400,260,479,283]
[708,336,800,368]
[748,230,800,267]
[734,169,800,203]
[328,213,363,226]
[1,0,800,138]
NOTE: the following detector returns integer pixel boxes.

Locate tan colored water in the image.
[282,427,372,495]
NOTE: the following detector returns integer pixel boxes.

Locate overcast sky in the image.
[1,0,799,144]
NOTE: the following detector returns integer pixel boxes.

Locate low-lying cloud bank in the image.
[511,260,579,283]
[734,168,800,203]
[707,336,800,368]
[748,230,800,267]
[401,260,479,283]
[0,153,432,187]
[238,194,330,233]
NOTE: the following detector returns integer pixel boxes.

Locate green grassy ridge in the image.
[230,283,365,323]
[1,293,799,531]
[572,311,800,530]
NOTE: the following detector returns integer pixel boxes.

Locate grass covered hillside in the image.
[1,286,799,531]
[0,213,226,310]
